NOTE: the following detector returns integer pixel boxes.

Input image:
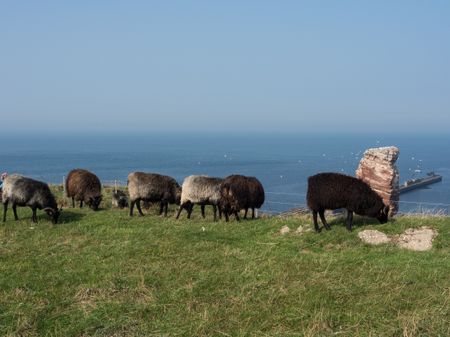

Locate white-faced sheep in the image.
[127,172,181,217]
[175,175,223,221]
[306,172,389,232]
[2,175,61,224]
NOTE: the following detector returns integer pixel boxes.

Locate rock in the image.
[294,225,312,235]
[358,230,391,245]
[356,146,400,216]
[392,226,437,252]
[280,225,291,235]
[358,226,438,251]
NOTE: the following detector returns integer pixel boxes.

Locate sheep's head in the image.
[376,205,390,224]
[44,207,61,224]
[174,185,182,205]
[87,196,102,211]
[220,186,239,214]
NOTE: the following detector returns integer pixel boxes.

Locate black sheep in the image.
[220,175,266,221]
[306,172,389,232]
[244,176,265,219]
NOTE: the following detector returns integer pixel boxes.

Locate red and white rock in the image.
[356,146,400,216]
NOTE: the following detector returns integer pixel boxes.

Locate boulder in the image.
[392,227,437,252]
[358,230,391,245]
[356,146,400,216]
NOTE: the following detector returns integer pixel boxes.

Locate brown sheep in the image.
[66,169,102,211]
[244,176,265,219]
[306,172,389,232]
[219,175,265,221]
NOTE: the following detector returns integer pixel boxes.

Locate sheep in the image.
[2,175,61,224]
[112,190,128,209]
[127,172,181,217]
[219,175,266,222]
[65,169,102,211]
[306,172,390,232]
[244,176,265,219]
[175,175,223,221]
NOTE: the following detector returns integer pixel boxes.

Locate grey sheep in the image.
[127,172,181,217]
[2,175,61,224]
[175,175,223,221]
[306,172,389,232]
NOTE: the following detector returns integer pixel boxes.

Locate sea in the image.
[1,132,449,214]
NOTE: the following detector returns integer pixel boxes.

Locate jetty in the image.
[399,172,442,194]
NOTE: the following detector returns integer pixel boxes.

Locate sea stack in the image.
[356,146,400,216]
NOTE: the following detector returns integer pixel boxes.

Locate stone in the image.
[358,230,391,245]
[294,225,312,235]
[280,225,291,235]
[392,226,437,252]
[356,146,400,216]
[358,226,438,251]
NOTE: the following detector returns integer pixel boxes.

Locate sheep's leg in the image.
[312,211,321,232]
[218,207,222,220]
[243,208,248,219]
[212,205,217,221]
[164,202,169,217]
[31,207,37,223]
[346,211,353,231]
[319,210,331,230]
[129,200,136,216]
[3,201,8,222]
[234,211,240,221]
[136,200,145,216]
[79,200,83,208]
[159,202,164,215]
[72,197,75,208]
[175,203,185,219]
[201,205,206,218]
[187,204,194,219]
[252,208,256,219]
[224,210,229,222]
[12,203,18,221]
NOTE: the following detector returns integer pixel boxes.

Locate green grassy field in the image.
[1,190,449,336]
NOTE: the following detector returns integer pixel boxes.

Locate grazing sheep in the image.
[127,172,181,217]
[175,175,223,221]
[66,169,102,211]
[244,176,265,219]
[112,190,128,209]
[219,175,265,222]
[306,172,389,232]
[2,175,61,224]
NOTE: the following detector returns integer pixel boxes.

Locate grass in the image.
[0,189,449,336]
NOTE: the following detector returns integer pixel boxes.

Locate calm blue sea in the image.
[1,132,449,214]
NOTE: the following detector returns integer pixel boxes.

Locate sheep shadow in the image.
[326,215,386,230]
[57,210,86,224]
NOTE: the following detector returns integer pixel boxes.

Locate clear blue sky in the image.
[1,1,449,133]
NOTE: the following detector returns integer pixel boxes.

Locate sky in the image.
[1,1,450,133]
